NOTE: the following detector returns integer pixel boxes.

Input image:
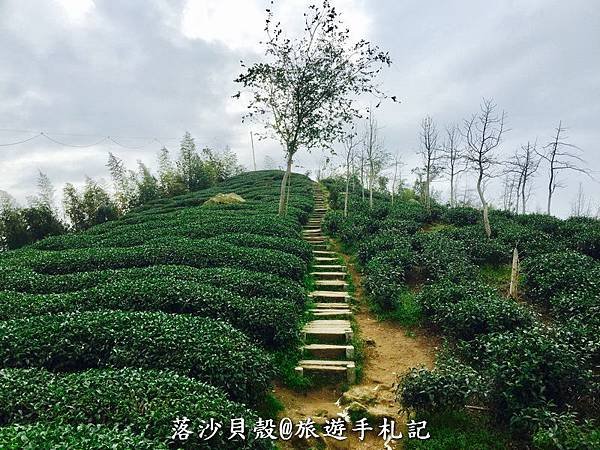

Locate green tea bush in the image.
[416,281,534,341]
[0,423,164,450]
[0,311,274,404]
[379,218,422,235]
[441,206,480,226]
[398,358,488,413]
[515,213,563,235]
[0,368,270,449]
[321,210,344,235]
[15,239,306,281]
[388,200,430,224]
[0,265,306,308]
[523,251,600,304]
[412,232,476,282]
[558,217,600,259]
[357,231,412,265]
[363,247,414,310]
[529,409,600,450]
[0,278,299,347]
[470,326,594,419]
[444,225,510,265]
[216,233,312,263]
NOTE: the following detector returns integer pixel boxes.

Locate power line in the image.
[0,133,41,147]
[41,133,109,148]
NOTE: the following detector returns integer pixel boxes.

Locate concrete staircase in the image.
[295,188,356,384]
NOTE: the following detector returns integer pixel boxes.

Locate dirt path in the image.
[275,242,436,449]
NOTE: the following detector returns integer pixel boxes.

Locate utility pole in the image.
[250,131,257,171]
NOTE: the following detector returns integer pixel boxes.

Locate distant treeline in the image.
[0,132,243,250]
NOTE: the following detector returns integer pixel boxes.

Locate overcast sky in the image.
[1,0,598,217]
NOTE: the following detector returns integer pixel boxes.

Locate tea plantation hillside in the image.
[0,170,314,449]
[321,178,599,449]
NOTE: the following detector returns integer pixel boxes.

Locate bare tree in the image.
[364,111,389,208]
[505,141,541,214]
[390,152,405,206]
[417,116,441,211]
[439,123,466,207]
[340,130,360,217]
[570,182,593,217]
[502,172,520,212]
[235,1,395,215]
[463,98,506,238]
[539,121,591,215]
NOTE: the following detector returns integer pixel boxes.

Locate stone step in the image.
[302,344,355,359]
[311,271,347,278]
[309,290,352,300]
[315,279,348,287]
[295,361,356,383]
[314,302,350,308]
[311,309,352,318]
[314,256,338,262]
[302,319,352,331]
[302,228,321,233]
[313,264,347,271]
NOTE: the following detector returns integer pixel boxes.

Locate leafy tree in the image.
[63,178,119,231]
[106,153,137,212]
[176,132,211,191]
[235,0,395,214]
[157,147,186,197]
[135,161,160,205]
[201,146,244,182]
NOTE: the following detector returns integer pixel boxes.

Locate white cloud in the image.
[54,0,95,25]
[181,0,371,51]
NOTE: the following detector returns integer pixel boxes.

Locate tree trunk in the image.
[477,175,491,238]
[508,246,519,299]
[344,163,350,218]
[449,172,455,207]
[278,152,293,215]
[547,169,554,215]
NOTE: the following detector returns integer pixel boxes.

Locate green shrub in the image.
[363,247,414,310]
[523,251,600,304]
[216,233,312,263]
[412,232,476,282]
[558,217,600,259]
[357,232,412,265]
[441,206,481,226]
[0,368,270,449]
[530,410,600,450]
[416,281,534,341]
[0,311,274,404]
[0,265,306,308]
[398,358,488,413]
[0,278,300,347]
[516,213,563,235]
[470,326,594,419]
[0,423,164,450]
[444,225,510,265]
[11,238,306,281]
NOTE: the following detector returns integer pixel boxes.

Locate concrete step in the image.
[311,309,352,318]
[311,271,347,279]
[309,290,352,301]
[314,256,338,262]
[313,264,347,271]
[295,361,356,383]
[302,228,321,233]
[314,302,350,309]
[312,250,336,255]
[302,344,355,359]
[315,279,348,288]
